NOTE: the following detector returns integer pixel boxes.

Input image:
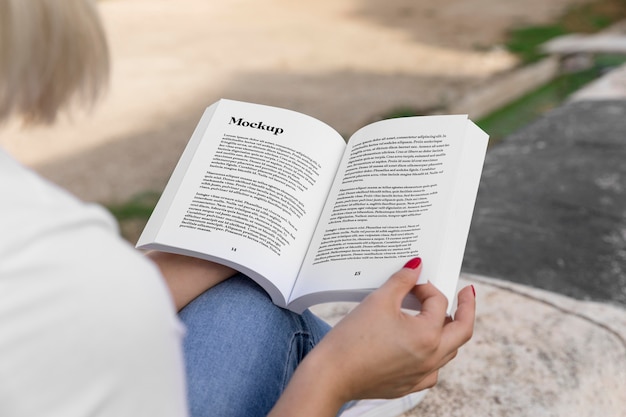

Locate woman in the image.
[0,1,475,416]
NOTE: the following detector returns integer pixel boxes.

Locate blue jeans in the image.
[179,273,331,417]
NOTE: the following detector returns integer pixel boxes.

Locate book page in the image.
[139,99,345,303]
[291,115,481,309]
[431,121,488,304]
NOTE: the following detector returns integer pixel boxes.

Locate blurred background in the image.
[1,0,625,305]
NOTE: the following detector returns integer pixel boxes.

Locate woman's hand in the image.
[146,251,236,311]
[269,258,476,417]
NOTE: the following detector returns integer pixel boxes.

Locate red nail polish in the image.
[471,285,476,298]
[404,257,422,269]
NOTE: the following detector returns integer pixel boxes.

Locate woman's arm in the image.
[269,259,476,417]
[146,251,236,311]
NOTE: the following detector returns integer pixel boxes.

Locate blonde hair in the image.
[0,0,109,124]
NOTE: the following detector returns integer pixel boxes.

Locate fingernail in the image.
[404,257,422,269]
[471,285,476,298]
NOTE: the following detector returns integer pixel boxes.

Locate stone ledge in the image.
[411,274,626,417]
[447,57,560,120]
[542,34,626,55]
[311,274,626,417]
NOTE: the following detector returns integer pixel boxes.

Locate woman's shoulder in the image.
[0,145,178,325]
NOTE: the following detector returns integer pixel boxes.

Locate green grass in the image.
[379,0,626,145]
[506,25,568,63]
[481,0,626,139]
[505,0,626,63]
[322,64,610,148]
[106,191,162,242]
[106,191,160,221]
[476,54,626,144]
[377,54,626,146]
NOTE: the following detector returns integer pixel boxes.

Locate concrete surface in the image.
[311,274,626,417]
[420,66,626,415]
[542,33,626,55]
[570,63,626,101]
[463,99,626,306]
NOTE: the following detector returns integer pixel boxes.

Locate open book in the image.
[137,99,489,313]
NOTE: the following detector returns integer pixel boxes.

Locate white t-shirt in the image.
[0,148,188,416]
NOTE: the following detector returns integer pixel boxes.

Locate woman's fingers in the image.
[440,285,476,351]
[377,258,424,306]
[411,282,449,327]
[409,284,475,375]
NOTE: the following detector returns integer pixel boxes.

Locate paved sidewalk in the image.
[464,98,626,306]
[570,61,626,101]
[0,0,535,203]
